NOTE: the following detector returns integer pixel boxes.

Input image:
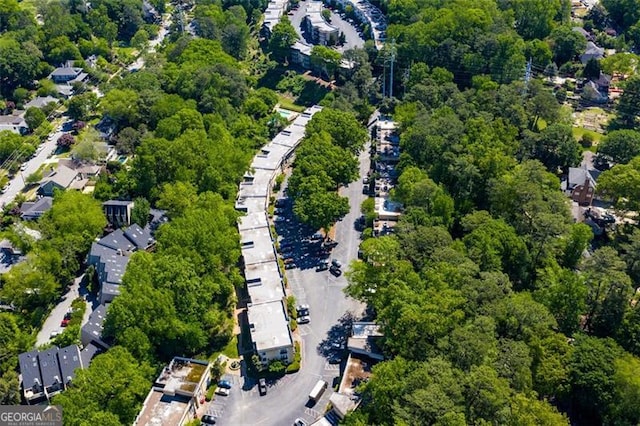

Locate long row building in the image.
[236,105,322,367]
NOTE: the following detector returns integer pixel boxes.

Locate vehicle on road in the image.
[296,304,309,316]
[294,419,308,426]
[259,378,267,395]
[20,164,27,171]
[218,379,232,389]
[316,261,329,271]
[201,415,216,424]
[330,265,342,277]
[215,387,230,396]
[331,259,342,269]
[308,380,328,402]
[60,319,69,327]
[297,315,310,324]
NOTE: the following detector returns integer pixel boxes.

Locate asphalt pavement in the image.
[35,274,94,347]
[0,126,64,207]
[219,129,372,426]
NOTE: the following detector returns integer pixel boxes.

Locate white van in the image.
[308,380,327,402]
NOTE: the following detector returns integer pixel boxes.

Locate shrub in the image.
[205,386,215,402]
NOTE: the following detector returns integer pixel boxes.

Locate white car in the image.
[50,330,62,338]
[215,387,230,396]
[297,315,310,324]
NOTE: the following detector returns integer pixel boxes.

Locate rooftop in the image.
[24,96,59,109]
[244,261,285,305]
[58,345,82,387]
[40,165,78,189]
[96,229,136,253]
[38,347,62,388]
[238,212,269,232]
[240,226,277,266]
[155,357,209,396]
[247,300,293,352]
[124,223,155,250]
[238,169,274,198]
[235,196,268,214]
[20,196,53,219]
[80,342,102,368]
[250,142,294,171]
[81,304,109,349]
[18,350,43,396]
[135,390,190,426]
[347,322,384,361]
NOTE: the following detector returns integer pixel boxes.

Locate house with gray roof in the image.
[81,304,110,350]
[58,344,82,388]
[124,223,155,251]
[18,350,45,404]
[38,347,63,399]
[103,200,134,227]
[20,196,53,221]
[49,66,87,84]
[80,342,102,367]
[0,112,28,134]
[37,165,79,196]
[24,96,59,110]
[580,41,605,64]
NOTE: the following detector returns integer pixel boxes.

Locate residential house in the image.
[80,304,110,350]
[18,350,45,404]
[20,196,53,220]
[37,165,79,197]
[0,112,28,134]
[49,66,87,84]
[580,41,605,64]
[572,26,593,41]
[291,41,313,69]
[247,300,294,365]
[38,347,64,399]
[134,357,211,426]
[347,322,384,361]
[563,166,601,205]
[19,345,85,405]
[24,96,59,110]
[103,200,135,227]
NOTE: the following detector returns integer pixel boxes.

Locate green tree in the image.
[24,107,46,130]
[305,108,366,154]
[71,128,106,162]
[615,75,640,129]
[310,45,342,80]
[535,264,587,335]
[583,58,602,80]
[268,16,298,62]
[293,191,349,233]
[522,123,581,174]
[67,92,98,121]
[53,346,153,425]
[131,197,150,227]
[562,222,594,268]
[550,25,587,64]
[597,129,640,164]
[597,156,640,211]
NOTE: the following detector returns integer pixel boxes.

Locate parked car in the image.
[331,259,342,269]
[285,262,296,270]
[316,261,329,271]
[275,216,287,223]
[215,387,230,396]
[297,304,309,317]
[294,418,308,426]
[50,330,62,338]
[323,239,338,249]
[310,232,323,241]
[297,315,310,324]
[201,415,216,424]
[60,319,69,327]
[329,265,342,277]
[218,379,232,389]
[63,312,72,320]
[275,198,287,207]
[259,378,267,395]
[20,164,27,171]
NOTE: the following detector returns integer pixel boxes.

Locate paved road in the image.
[0,125,66,207]
[219,130,372,426]
[35,274,93,347]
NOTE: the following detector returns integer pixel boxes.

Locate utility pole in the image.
[523,57,532,97]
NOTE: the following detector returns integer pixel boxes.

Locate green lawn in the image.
[221,335,239,359]
[277,96,306,113]
[572,127,603,144]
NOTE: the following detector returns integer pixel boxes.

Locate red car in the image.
[60,319,70,327]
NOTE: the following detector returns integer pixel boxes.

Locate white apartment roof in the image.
[251,142,294,171]
[238,169,274,198]
[245,261,285,305]
[375,197,402,219]
[240,227,276,266]
[235,196,268,214]
[247,300,293,352]
[238,212,269,232]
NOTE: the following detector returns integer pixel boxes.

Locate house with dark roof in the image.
[103,200,135,227]
[124,223,155,251]
[80,342,103,367]
[81,304,110,350]
[57,345,82,389]
[18,350,45,404]
[37,165,79,196]
[18,344,87,404]
[49,67,87,84]
[38,347,64,399]
[20,196,53,221]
